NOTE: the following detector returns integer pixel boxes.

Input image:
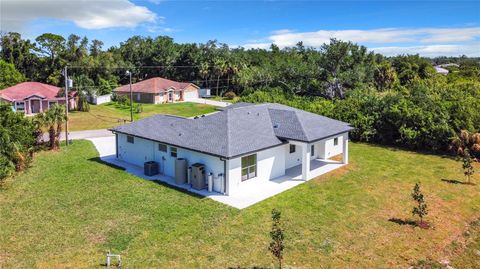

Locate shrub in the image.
[0,103,36,181]
[115,94,130,106]
[224,91,237,100]
[411,183,428,227]
[462,150,475,184]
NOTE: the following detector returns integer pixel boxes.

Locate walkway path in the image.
[188,98,231,107]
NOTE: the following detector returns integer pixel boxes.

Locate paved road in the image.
[189,98,231,107]
[42,129,113,141]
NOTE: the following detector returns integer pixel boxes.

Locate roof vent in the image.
[257,113,260,116]
[201,115,205,117]
[194,116,199,119]
[273,124,279,128]
[170,123,174,126]
[178,133,182,136]
[247,112,250,115]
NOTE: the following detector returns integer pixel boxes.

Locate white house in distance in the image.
[110,103,353,197]
[113,77,199,104]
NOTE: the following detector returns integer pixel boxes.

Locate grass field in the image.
[67,102,217,131]
[0,141,479,268]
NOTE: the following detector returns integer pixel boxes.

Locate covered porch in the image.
[285,158,345,181]
[288,132,349,181]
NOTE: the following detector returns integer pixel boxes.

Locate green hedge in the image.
[240,78,480,152]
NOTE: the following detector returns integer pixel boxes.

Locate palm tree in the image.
[32,112,47,146]
[226,62,239,94]
[214,58,227,96]
[199,62,210,89]
[45,104,66,150]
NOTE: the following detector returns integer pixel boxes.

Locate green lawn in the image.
[67,102,217,131]
[0,141,479,268]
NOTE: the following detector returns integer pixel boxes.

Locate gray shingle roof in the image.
[111,103,353,159]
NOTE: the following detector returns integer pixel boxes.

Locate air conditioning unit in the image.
[191,163,206,190]
[144,161,159,176]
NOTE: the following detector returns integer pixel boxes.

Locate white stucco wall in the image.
[117,133,224,187]
[117,132,349,196]
[315,133,346,159]
[227,144,286,195]
[117,133,155,167]
[285,144,302,169]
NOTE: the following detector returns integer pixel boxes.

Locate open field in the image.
[0,141,479,268]
[67,102,217,131]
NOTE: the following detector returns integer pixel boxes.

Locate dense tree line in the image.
[1,32,479,152]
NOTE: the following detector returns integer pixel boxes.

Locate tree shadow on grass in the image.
[388,218,418,227]
[441,178,476,185]
[88,157,126,171]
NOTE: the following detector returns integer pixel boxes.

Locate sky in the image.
[1,0,479,57]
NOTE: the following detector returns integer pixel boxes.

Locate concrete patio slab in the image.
[87,136,344,209]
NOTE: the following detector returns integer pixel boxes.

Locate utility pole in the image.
[64,66,69,146]
[126,70,133,122]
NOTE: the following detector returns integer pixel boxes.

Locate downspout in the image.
[115,133,118,158]
[222,158,228,195]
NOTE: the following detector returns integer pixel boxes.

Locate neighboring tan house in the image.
[111,103,353,196]
[113,77,199,104]
[0,82,77,115]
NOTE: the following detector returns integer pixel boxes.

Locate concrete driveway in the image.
[43,129,113,141]
[188,98,231,107]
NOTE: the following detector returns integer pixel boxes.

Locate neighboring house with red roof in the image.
[0,82,77,115]
[113,77,199,104]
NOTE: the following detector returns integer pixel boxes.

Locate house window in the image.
[311,145,315,157]
[48,101,57,107]
[127,135,134,144]
[334,137,339,146]
[170,147,177,158]
[136,93,141,101]
[15,102,25,111]
[289,144,296,153]
[158,143,167,152]
[241,154,257,181]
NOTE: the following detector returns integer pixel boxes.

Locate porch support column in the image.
[301,142,311,181]
[342,133,349,164]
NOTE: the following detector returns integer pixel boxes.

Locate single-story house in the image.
[111,103,353,196]
[0,82,77,115]
[113,77,199,104]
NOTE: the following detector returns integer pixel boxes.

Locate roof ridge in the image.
[293,109,309,141]
[225,109,231,156]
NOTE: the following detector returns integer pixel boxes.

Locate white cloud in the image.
[147,26,178,33]
[1,0,158,31]
[242,43,272,50]
[266,27,480,48]
[240,27,480,56]
[370,43,480,57]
